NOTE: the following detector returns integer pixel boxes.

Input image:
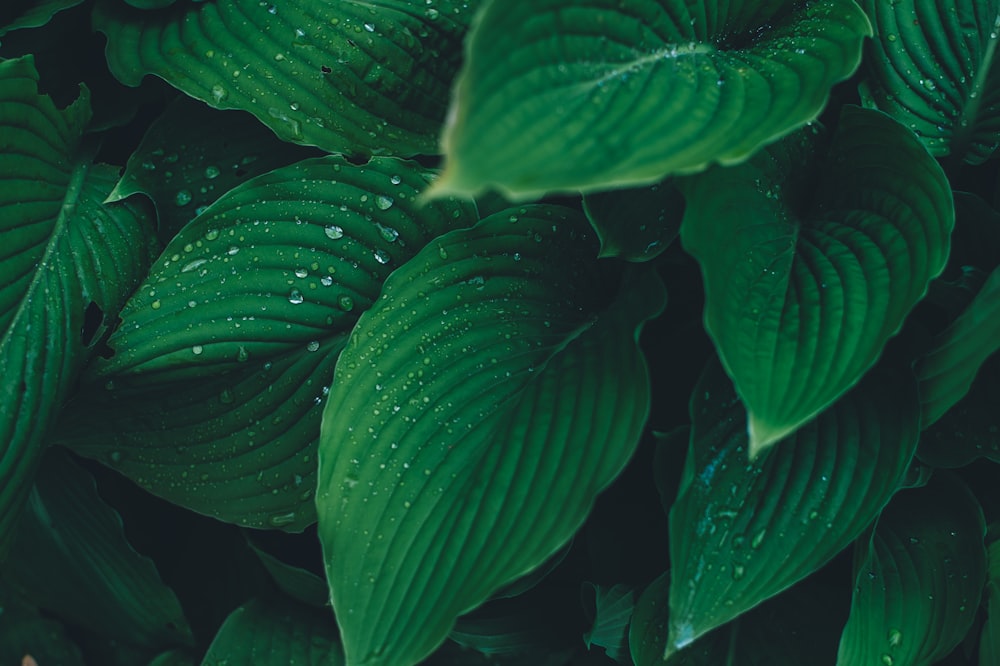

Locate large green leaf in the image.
[107,95,319,243]
[430,0,870,199]
[57,156,475,529]
[665,357,920,656]
[679,106,952,455]
[5,449,193,652]
[836,473,987,666]
[916,264,1000,427]
[317,207,666,665]
[93,0,479,156]
[859,0,1000,164]
[0,55,155,560]
[201,598,344,665]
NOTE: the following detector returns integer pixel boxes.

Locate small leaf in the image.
[0,0,83,36]
[980,535,1000,666]
[665,357,920,655]
[202,598,344,666]
[0,55,155,559]
[0,583,85,666]
[432,0,871,198]
[916,265,1000,427]
[581,583,636,663]
[860,0,1000,163]
[836,472,987,666]
[628,572,726,666]
[317,207,666,665]
[107,95,319,242]
[6,449,193,651]
[582,180,684,262]
[94,0,479,156]
[680,106,953,455]
[248,536,328,608]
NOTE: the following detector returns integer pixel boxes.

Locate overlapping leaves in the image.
[680,106,952,454]
[317,207,665,665]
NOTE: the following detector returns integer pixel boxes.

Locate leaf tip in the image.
[746,413,789,459]
[663,621,696,661]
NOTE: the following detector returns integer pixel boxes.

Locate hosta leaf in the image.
[581,583,636,663]
[629,572,726,666]
[58,156,475,529]
[860,0,1000,164]
[981,535,1000,666]
[93,0,479,156]
[916,265,1000,427]
[0,56,155,560]
[836,472,987,666]
[582,180,684,262]
[0,0,83,36]
[665,357,920,656]
[679,106,952,455]
[248,536,329,608]
[107,95,319,243]
[317,207,666,665]
[6,449,193,651]
[431,0,870,199]
[0,583,85,666]
[202,598,344,666]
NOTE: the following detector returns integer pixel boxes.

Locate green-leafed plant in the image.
[4,1,1000,665]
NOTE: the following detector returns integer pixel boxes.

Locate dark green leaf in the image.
[679,106,952,455]
[836,473,987,666]
[629,572,727,666]
[317,207,666,665]
[860,0,1000,164]
[0,55,155,560]
[0,582,85,666]
[432,0,870,198]
[0,0,83,36]
[248,536,329,608]
[980,535,1000,666]
[582,180,684,262]
[666,358,920,656]
[581,583,636,663]
[94,0,479,156]
[201,598,344,666]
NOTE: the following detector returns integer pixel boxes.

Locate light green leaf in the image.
[629,572,726,666]
[0,0,83,36]
[0,55,155,560]
[836,472,987,666]
[201,598,344,666]
[94,0,479,156]
[581,583,636,663]
[665,358,920,656]
[431,0,870,199]
[859,0,1000,164]
[107,95,319,243]
[916,265,1000,427]
[582,180,684,262]
[57,156,475,530]
[6,449,193,652]
[317,207,666,665]
[679,106,952,455]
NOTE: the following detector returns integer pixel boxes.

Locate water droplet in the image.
[220,389,234,404]
[109,450,123,464]
[269,512,297,527]
[364,22,375,32]
[375,194,394,210]
[181,258,208,273]
[338,295,355,311]
[732,564,746,580]
[390,174,402,185]
[321,276,334,286]
[211,84,228,103]
[175,190,193,206]
[306,340,320,352]
[204,165,221,180]
[373,248,391,264]
[751,529,766,549]
[151,300,162,310]
[881,654,893,666]
[288,289,305,304]
[376,223,399,243]
[888,629,902,647]
[227,246,240,256]
[294,267,308,278]
[438,246,448,259]
[192,345,204,355]
[325,225,345,239]
[237,345,250,362]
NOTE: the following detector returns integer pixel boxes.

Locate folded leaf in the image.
[836,472,987,666]
[665,357,920,656]
[94,0,479,156]
[629,572,726,666]
[0,55,155,560]
[582,180,684,262]
[581,583,636,663]
[432,0,871,198]
[680,106,953,455]
[860,0,1000,163]
[60,156,475,529]
[202,598,344,665]
[0,0,83,36]
[317,207,666,665]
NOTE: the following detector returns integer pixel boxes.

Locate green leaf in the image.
[107,95,319,243]
[666,357,920,656]
[201,598,344,666]
[248,536,329,608]
[147,649,198,666]
[836,472,987,666]
[0,0,83,36]
[859,0,1000,164]
[629,572,727,666]
[981,534,1000,666]
[916,265,1000,427]
[5,449,193,652]
[679,106,953,455]
[317,207,666,665]
[57,156,474,530]
[93,0,479,156]
[0,55,155,560]
[431,0,871,199]
[581,583,636,663]
[582,180,684,262]
[0,582,85,666]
